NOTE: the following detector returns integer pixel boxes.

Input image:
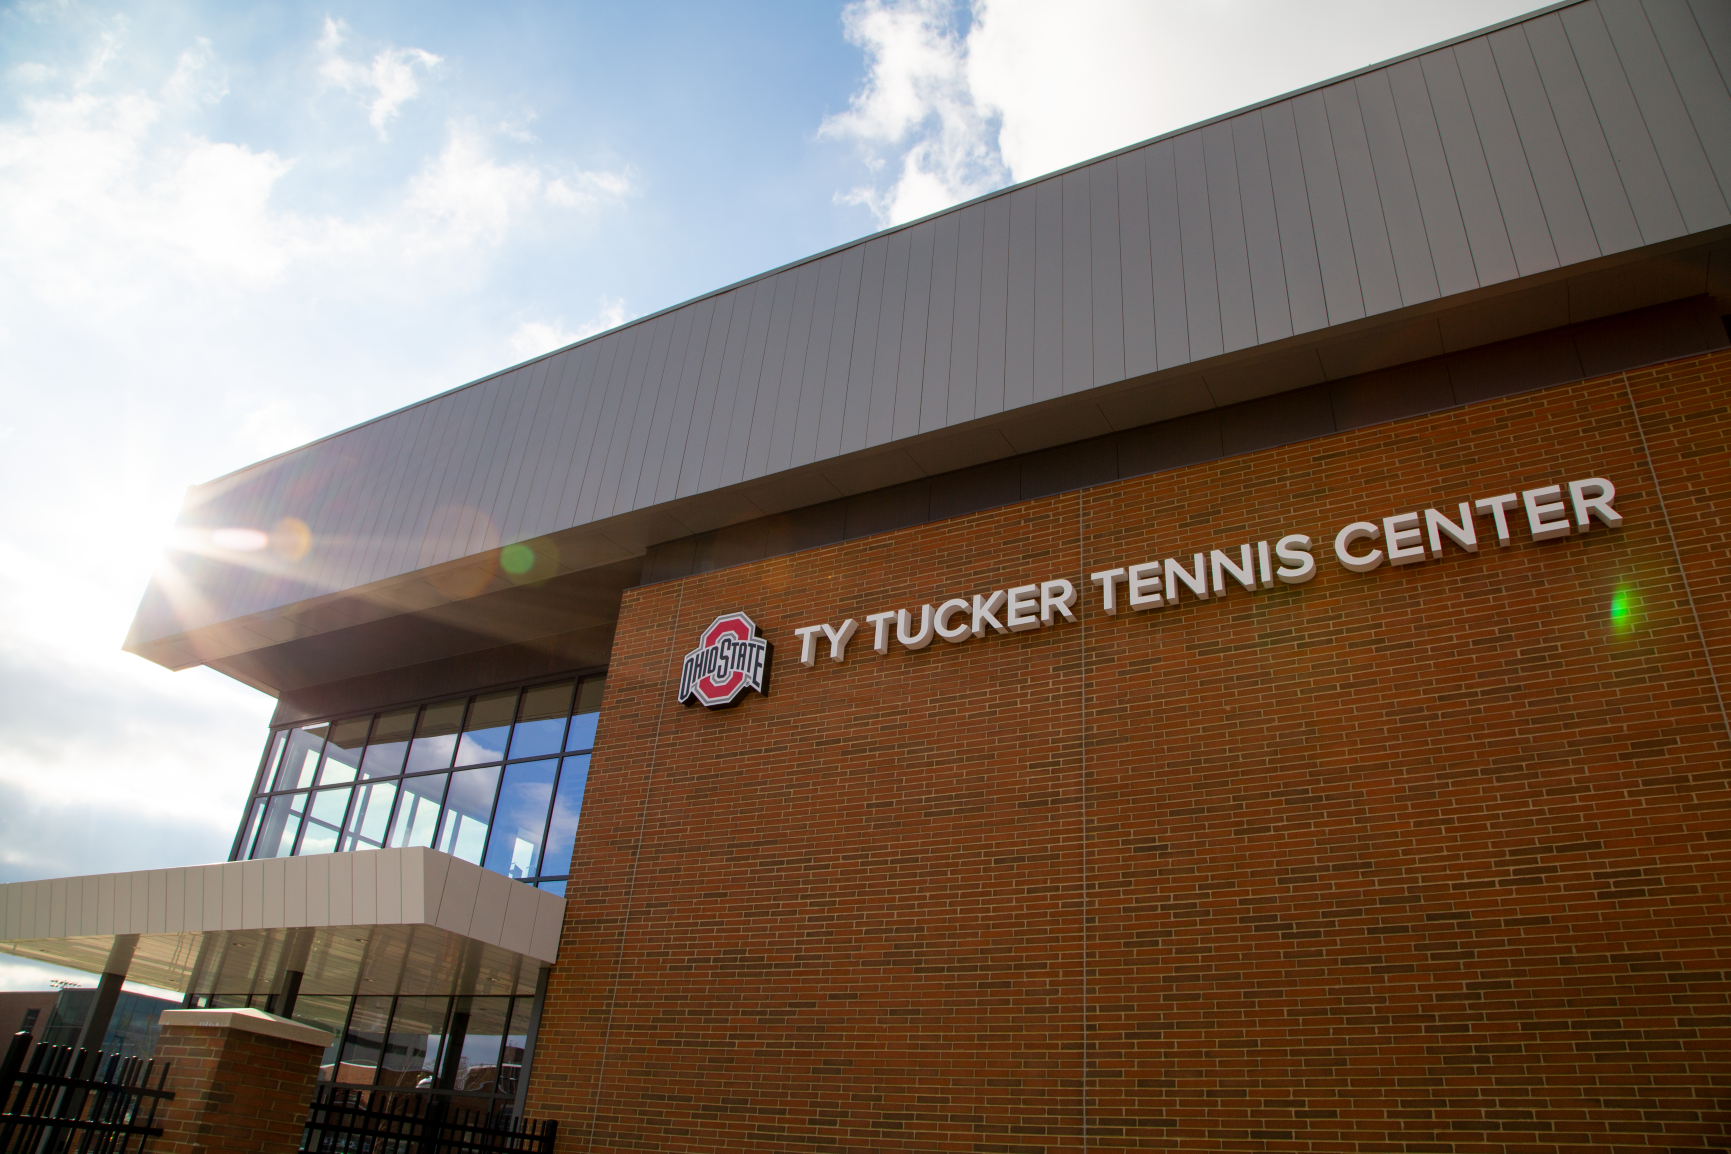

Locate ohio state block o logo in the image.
[677,612,771,708]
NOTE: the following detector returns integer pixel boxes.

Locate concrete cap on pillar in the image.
[158,1008,332,1049]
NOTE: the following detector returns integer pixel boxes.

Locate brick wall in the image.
[527,351,1731,1151]
[154,1024,322,1154]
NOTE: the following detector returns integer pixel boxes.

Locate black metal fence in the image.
[0,1031,174,1153]
[301,1085,557,1154]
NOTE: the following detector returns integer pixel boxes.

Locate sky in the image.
[0,0,1547,992]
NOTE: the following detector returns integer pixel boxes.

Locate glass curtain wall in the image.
[234,675,603,894]
[200,990,533,1112]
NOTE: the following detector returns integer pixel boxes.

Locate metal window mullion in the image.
[230,734,280,860]
[532,758,565,885]
[482,995,513,1097]
[377,776,409,851]
[329,995,360,1084]
[332,785,360,855]
[352,779,394,852]
[288,792,311,857]
[375,995,400,1088]
[428,995,456,1093]
[235,799,265,863]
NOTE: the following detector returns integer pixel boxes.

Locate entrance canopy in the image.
[0,848,562,999]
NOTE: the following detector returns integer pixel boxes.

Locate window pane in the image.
[290,994,350,1081]
[258,731,287,794]
[318,718,369,785]
[252,793,307,858]
[335,995,392,1086]
[509,681,573,761]
[454,691,516,767]
[343,781,398,852]
[576,675,606,714]
[482,760,556,880]
[381,996,449,1090]
[565,712,599,753]
[543,755,590,878]
[298,787,352,856]
[536,878,566,897]
[450,997,512,1098]
[361,708,415,778]
[405,701,463,774]
[235,798,265,860]
[388,775,447,849]
[437,766,501,865]
[499,997,533,1098]
[274,724,328,791]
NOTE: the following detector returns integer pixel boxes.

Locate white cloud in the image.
[826,0,1548,226]
[0,19,637,891]
[162,37,228,106]
[0,81,632,300]
[406,125,632,249]
[74,17,127,89]
[498,113,538,144]
[506,296,631,360]
[820,0,1006,226]
[10,62,56,83]
[508,319,577,360]
[318,16,443,141]
[545,169,633,209]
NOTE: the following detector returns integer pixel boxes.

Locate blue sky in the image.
[0,0,1543,990]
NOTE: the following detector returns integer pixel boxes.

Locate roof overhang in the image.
[122,0,1731,696]
[129,232,1731,697]
[0,848,561,999]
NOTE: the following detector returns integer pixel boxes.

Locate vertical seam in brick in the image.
[1079,484,1091,1152]
[1622,370,1731,743]
[583,575,686,1151]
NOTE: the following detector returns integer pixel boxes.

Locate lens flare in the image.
[272,517,313,561]
[210,528,269,552]
[1610,584,1638,632]
[500,543,536,575]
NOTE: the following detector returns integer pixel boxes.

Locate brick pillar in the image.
[151,1008,331,1154]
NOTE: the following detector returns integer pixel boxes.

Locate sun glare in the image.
[209,528,269,552]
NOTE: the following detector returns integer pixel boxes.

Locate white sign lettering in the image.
[793,475,1624,665]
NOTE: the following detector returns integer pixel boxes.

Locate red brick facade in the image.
[527,351,1731,1150]
[154,1023,324,1154]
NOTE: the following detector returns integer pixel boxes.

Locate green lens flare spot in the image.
[1610,584,1637,631]
[500,543,537,575]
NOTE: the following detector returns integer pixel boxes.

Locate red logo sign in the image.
[678,612,770,708]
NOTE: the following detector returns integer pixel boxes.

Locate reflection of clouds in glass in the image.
[405,733,457,774]
[455,727,509,767]
[438,767,499,864]
[276,725,327,790]
[505,717,563,760]
[361,708,416,777]
[237,675,607,886]
[457,690,518,767]
[565,713,598,752]
[389,775,445,848]
[319,717,368,784]
[255,793,306,857]
[542,756,589,878]
[344,781,396,851]
[484,761,555,878]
